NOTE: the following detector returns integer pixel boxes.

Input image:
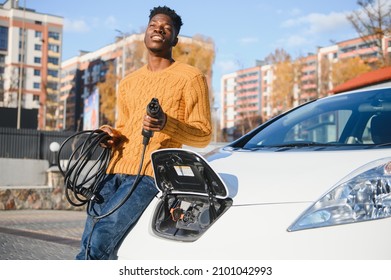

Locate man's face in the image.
[144,14,178,54]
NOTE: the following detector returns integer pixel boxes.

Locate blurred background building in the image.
[0,0,63,130]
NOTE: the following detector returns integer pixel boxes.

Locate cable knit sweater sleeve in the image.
[162,70,212,147]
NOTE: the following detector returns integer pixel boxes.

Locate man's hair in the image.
[149,6,183,34]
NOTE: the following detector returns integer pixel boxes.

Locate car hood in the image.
[205,148,391,206]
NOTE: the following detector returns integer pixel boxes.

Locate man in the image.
[76,6,212,260]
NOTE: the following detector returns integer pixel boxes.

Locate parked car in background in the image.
[118,87,391,260]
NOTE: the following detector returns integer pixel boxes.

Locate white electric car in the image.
[118,87,391,260]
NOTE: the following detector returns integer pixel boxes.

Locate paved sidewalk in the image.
[0,210,86,260]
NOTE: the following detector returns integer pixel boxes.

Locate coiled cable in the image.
[57,129,148,220]
[57,129,112,207]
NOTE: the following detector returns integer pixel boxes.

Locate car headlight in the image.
[288,158,391,232]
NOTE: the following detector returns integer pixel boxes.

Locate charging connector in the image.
[142,98,161,145]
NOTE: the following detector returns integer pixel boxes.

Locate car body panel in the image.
[118,196,391,259]
[207,148,391,205]
[117,147,391,260]
[117,87,391,260]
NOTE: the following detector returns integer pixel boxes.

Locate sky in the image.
[24,0,362,98]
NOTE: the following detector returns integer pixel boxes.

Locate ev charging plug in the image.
[142,98,161,145]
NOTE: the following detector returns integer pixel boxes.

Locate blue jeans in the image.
[76,174,158,260]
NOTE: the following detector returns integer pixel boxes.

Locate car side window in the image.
[284,110,351,144]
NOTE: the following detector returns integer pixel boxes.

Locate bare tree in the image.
[347,0,391,66]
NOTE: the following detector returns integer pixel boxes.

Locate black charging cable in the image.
[57,129,112,207]
[57,128,147,220]
[58,98,161,213]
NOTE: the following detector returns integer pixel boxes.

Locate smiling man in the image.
[75,6,212,260]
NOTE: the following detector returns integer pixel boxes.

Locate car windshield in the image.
[239,87,391,150]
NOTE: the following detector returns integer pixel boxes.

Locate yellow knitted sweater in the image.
[105,61,212,177]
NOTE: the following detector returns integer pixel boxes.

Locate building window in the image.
[34,69,40,76]
[34,44,41,51]
[33,82,40,89]
[48,31,60,40]
[48,69,59,77]
[48,44,60,53]
[35,31,42,38]
[34,57,41,63]
[0,26,8,51]
[48,57,59,65]
[19,40,26,50]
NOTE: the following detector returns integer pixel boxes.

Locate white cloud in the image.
[282,35,311,47]
[281,11,350,35]
[276,10,354,51]
[273,34,313,51]
[305,12,350,34]
[64,16,120,33]
[64,18,90,33]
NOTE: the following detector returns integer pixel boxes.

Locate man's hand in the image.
[99,125,123,148]
[142,109,167,132]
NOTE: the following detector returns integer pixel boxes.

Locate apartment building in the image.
[235,66,262,120]
[260,63,273,121]
[220,72,236,140]
[317,44,338,98]
[0,0,63,129]
[220,62,271,141]
[297,53,317,103]
[60,41,123,131]
[220,35,391,139]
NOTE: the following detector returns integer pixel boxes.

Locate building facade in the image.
[220,35,391,140]
[0,0,63,130]
[60,33,152,131]
[220,72,236,141]
[220,61,275,141]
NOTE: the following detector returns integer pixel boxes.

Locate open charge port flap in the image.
[151,149,232,242]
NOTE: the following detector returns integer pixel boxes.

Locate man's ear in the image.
[172,37,178,47]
